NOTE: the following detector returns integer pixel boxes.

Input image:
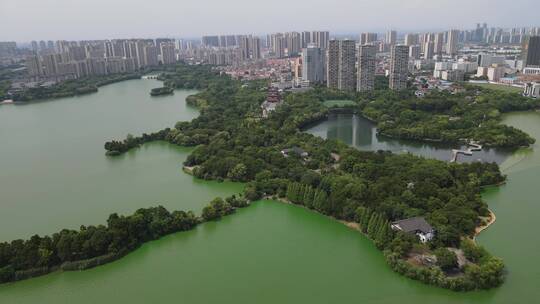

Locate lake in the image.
[305,113,512,163]
[0,79,243,241]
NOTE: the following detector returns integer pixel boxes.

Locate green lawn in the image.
[323,99,357,108]
[472,82,523,93]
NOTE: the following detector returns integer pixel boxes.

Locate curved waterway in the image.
[0,79,243,241]
[305,113,512,163]
[1,81,539,303]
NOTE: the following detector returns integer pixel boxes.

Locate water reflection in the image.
[306,113,512,164]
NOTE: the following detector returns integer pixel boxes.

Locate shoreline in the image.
[473,209,496,241]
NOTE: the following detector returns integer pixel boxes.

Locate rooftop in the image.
[391,217,433,234]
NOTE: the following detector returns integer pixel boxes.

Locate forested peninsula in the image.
[4,63,534,290]
[359,83,538,148]
[9,73,142,102]
[0,196,248,284]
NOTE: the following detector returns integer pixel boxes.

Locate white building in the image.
[434,61,453,71]
[476,66,489,78]
[477,54,506,67]
[487,66,505,82]
[523,67,540,75]
[447,29,459,56]
[452,62,478,73]
[524,82,540,98]
[442,70,464,82]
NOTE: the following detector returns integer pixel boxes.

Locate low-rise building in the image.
[524,82,540,98]
[476,66,489,78]
[452,61,478,73]
[523,67,540,75]
[487,65,505,82]
[391,217,435,243]
[442,70,464,82]
[281,147,309,158]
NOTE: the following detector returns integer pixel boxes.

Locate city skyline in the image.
[2,0,540,41]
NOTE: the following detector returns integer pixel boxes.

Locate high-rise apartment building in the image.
[522,36,540,67]
[434,32,445,56]
[360,33,378,45]
[144,45,159,66]
[111,40,126,57]
[155,38,172,55]
[160,42,176,65]
[302,44,325,84]
[312,31,330,49]
[134,40,146,68]
[357,45,376,92]
[409,45,421,59]
[404,33,419,46]
[424,41,434,60]
[251,37,261,60]
[42,53,59,76]
[339,40,357,91]
[327,40,340,89]
[201,36,219,47]
[272,34,286,58]
[389,45,409,90]
[88,58,107,76]
[386,31,397,45]
[31,41,39,53]
[447,30,459,56]
[69,46,87,61]
[26,55,42,76]
[326,39,356,91]
[240,36,250,60]
[240,35,262,60]
[286,32,301,56]
[301,31,311,48]
[0,42,17,58]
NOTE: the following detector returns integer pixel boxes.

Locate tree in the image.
[228,163,248,181]
[435,248,458,272]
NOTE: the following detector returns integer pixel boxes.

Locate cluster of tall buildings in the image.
[323,40,407,92]
[25,38,178,80]
[470,24,540,44]
[267,31,329,58]
[201,34,261,60]
[191,34,262,65]
[194,31,329,65]
[14,23,540,90]
[0,42,17,58]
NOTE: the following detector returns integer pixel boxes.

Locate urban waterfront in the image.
[0,79,539,302]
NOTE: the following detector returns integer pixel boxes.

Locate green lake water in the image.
[0,79,243,241]
[1,79,539,303]
[306,113,512,163]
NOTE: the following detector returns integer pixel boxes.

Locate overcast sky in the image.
[1,0,539,41]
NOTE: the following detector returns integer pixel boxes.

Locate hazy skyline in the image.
[1,0,539,41]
